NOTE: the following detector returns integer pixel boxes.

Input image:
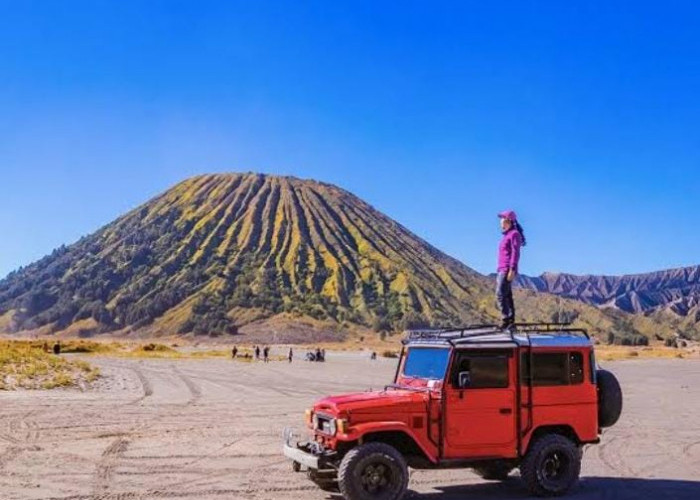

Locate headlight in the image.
[311,413,339,435]
[305,409,314,426]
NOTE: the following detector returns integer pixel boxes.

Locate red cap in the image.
[498,210,518,222]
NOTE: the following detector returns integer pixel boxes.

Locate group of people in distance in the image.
[230,344,326,363]
[229,346,384,363]
[230,345,296,363]
[305,347,326,362]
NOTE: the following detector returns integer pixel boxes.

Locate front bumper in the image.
[282,427,337,471]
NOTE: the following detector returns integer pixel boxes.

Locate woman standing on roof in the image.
[496,210,526,330]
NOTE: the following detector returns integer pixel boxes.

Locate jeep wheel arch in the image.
[362,430,431,463]
[524,425,581,455]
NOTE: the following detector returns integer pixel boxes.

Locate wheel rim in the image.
[541,450,569,484]
[360,462,394,495]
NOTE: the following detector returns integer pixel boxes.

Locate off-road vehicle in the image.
[283,323,623,499]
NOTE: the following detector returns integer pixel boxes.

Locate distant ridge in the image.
[517,267,700,327]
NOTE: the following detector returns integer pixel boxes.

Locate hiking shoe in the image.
[499,318,514,330]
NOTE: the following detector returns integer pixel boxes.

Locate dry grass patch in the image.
[189,349,232,358]
[2,339,288,362]
[595,345,698,361]
[0,341,100,390]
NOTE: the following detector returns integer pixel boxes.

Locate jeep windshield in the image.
[402,347,450,380]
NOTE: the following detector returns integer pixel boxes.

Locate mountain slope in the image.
[0,173,682,342]
[0,173,497,337]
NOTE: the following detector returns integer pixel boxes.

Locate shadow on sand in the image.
[330,477,700,500]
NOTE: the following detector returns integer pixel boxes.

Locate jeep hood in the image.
[314,389,427,415]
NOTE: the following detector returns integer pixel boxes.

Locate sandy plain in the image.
[1,353,699,500]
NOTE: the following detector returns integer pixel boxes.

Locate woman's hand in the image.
[507,269,516,282]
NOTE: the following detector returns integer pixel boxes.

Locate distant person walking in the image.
[254,345,260,361]
[232,346,238,359]
[288,348,293,363]
[263,346,270,363]
[496,210,526,330]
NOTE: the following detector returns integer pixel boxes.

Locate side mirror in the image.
[458,371,471,389]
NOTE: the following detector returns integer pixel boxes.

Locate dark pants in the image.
[496,272,515,322]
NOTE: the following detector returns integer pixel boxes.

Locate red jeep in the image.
[283,323,622,499]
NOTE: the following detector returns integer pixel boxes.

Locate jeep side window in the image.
[451,351,509,389]
[521,352,585,386]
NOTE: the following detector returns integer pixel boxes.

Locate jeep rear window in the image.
[521,352,585,386]
[403,347,450,380]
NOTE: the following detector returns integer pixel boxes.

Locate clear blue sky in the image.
[2,1,699,279]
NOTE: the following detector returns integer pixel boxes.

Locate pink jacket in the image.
[497,229,522,273]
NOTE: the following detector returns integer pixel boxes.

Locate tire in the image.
[473,461,514,480]
[520,434,581,497]
[337,442,409,500]
[597,369,623,428]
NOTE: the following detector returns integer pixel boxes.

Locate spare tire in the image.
[597,369,622,428]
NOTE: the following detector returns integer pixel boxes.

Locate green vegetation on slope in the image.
[0,173,492,336]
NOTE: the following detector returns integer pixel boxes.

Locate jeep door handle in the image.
[499,408,513,415]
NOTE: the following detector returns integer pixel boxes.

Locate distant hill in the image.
[517,268,700,336]
[517,268,700,316]
[0,173,687,342]
[0,173,495,339]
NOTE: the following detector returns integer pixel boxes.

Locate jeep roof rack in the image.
[402,322,590,345]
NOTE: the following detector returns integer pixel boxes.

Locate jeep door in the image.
[443,348,517,459]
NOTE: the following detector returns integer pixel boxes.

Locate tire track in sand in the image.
[681,439,700,465]
[0,446,23,470]
[127,366,153,405]
[0,410,43,469]
[93,361,152,496]
[172,366,202,406]
[93,436,130,497]
[41,482,320,500]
